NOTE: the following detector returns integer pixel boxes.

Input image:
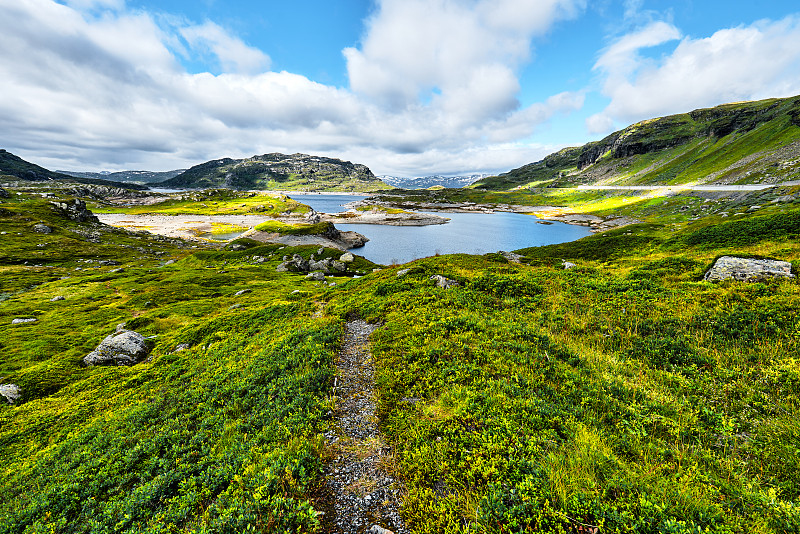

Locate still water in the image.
[290,193,592,265]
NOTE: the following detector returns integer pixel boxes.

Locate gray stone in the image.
[499,251,523,263]
[83,330,152,366]
[396,268,411,278]
[33,224,52,234]
[370,525,395,534]
[234,289,252,296]
[339,252,355,263]
[331,261,347,272]
[50,296,65,302]
[0,384,21,404]
[317,247,324,255]
[704,256,794,282]
[12,317,37,324]
[173,343,190,353]
[562,261,576,270]
[430,274,459,289]
[49,199,99,223]
[306,271,326,281]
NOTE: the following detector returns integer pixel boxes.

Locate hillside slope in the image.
[0,149,147,190]
[58,169,186,184]
[158,153,392,192]
[474,95,800,190]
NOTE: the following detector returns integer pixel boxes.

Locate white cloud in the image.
[0,0,586,176]
[589,16,800,134]
[180,21,270,74]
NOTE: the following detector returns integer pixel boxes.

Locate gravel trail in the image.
[318,320,408,534]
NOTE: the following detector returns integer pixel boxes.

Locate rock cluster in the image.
[50,198,99,223]
[704,256,795,282]
[276,254,347,274]
[84,328,153,366]
[0,187,10,198]
[33,223,52,234]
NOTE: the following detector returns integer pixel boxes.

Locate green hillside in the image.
[158,153,393,192]
[1,173,799,532]
[474,95,800,190]
[0,150,148,191]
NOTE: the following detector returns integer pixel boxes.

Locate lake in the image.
[289,193,592,265]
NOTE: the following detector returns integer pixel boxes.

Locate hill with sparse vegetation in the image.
[158,153,393,192]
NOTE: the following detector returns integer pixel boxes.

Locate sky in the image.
[1,0,800,177]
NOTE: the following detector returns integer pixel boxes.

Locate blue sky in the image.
[1,0,800,176]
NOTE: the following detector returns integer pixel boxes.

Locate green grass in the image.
[2,184,800,533]
[254,220,335,235]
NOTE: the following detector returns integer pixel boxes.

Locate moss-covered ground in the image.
[1,185,799,533]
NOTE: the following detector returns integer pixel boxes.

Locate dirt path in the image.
[318,320,408,534]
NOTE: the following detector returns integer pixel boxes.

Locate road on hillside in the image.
[575,181,800,192]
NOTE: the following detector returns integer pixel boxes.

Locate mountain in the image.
[380,174,486,189]
[157,153,392,192]
[0,149,147,190]
[58,169,186,184]
[473,95,800,190]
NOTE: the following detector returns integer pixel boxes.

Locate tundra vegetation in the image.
[1,95,799,533]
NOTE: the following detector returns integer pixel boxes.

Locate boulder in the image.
[499,251,523,263]
[83,329,152,366]
[11,317,37,324]
[234,289,252,296]
[0,384,21,404]
[50,296,65,302]
[306,271,326,281]
[32,224,52,234]
[562,261,576,270]
[396,268,411,278]
[339,252,355,263]
[704,256,795,282]
[430,274,460,289]
[50,199,99,223]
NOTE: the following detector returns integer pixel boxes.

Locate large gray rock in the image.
[50,199,99,223]
[0,384,21,404]
[83,330,152,366]
[704,256,795,282]
[33,224,52,234]
[430,275,460,289]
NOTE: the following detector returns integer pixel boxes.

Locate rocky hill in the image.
[0,149,147,190]
[474,95,800,190]
[158,153,392,192]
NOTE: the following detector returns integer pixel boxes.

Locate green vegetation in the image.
[89,189,309,217]
[2,142,800,533]
[254,220,335,236]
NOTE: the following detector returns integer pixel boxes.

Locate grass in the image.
[254,220,335,235]
[2,182,800,533]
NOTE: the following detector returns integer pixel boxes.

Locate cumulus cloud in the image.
[588,16,800,134]
[0,0,586,176]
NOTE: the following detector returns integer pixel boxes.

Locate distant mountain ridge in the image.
[158,153,392,192]
[59,169,186,184]
[380,174,486,189]
[0,149,147,190]
[473,95,800,190]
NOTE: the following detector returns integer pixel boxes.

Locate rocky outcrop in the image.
[0,384,21,404]
[247,223,368,251]
[33,223,52,234]
[83,328,153,366]
[0,187,10,198]
[276,253,348,274]
[50,199,99,223]
[704,256,795,282]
